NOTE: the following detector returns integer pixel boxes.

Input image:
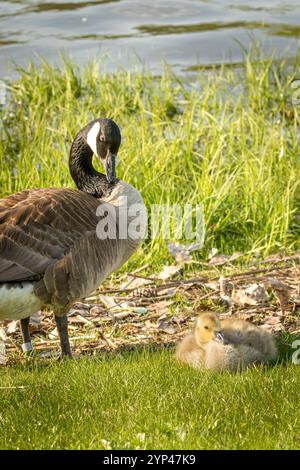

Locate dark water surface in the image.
[0,0,300,77]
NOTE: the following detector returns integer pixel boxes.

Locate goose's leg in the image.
[55,315,72,358]
[20,317,33,353]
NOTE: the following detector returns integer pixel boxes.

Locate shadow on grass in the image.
[7,331,300,372]
[82,340,177,362]
[6,339,176,370]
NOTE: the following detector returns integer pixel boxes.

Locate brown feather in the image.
[0,187,141,312]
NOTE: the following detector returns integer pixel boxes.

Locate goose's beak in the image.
[104,153,117,184]
[215,331,225,343]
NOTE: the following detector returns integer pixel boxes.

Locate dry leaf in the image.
[264,316,282,326]
[0,327,6,341]
[98,295,119,309]
[157,287,177,298]
[261,316,284,332]
[158,321,177,335]
[167,242,202,263]
[148,300,174,313]
[7,321,18,334]
[89,306,106,316]
[209,252,242,266]
[158,265,182,280]
[230,252,243,261]
[232,283,269,306]
[145,320,157,329]
[120,276,152,290]
[0,340,6,365]
[68,315,92,325]
[265,278,292,291]
[209,254,231,266]
[98,295,131,313]
[265,277,292,314]
[205,281,220,291]
[48,328,58,340]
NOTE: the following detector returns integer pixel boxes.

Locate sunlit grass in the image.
[0,347,299,450]
[1,54,300,450]
[1,54,299,271]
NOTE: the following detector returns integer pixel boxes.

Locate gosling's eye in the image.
[204,326,209,330]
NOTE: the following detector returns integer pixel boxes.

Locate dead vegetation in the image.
[1,252,300,364]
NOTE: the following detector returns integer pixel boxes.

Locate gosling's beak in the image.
[103,153,117,184]
[215,331,225,343]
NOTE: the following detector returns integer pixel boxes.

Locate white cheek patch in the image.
[86,121,100,156]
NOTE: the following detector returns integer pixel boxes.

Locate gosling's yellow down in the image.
[176,312,277,372]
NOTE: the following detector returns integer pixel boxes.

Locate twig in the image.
[127,273,159,282]
[117,264,150,282]
[252,254,300,267]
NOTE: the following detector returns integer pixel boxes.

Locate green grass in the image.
[0,347,299,450]
[1,53,300,450]
[1,53,300,270]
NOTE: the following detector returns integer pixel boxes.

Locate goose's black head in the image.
[82,118,121,184]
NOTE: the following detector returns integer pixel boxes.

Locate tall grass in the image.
[1,54,299,269]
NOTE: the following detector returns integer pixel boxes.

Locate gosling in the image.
[176,311,277,372]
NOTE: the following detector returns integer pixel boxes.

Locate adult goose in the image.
[0,118,146,357]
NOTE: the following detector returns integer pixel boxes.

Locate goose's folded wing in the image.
[0,188,99,282]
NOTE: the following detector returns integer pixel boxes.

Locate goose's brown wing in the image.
[0,188,99,283]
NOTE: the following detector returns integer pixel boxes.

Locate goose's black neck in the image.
[69,131,115,198]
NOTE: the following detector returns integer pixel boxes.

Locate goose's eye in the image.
[204,325,209,330]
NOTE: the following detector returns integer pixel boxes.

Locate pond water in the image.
[0,0,300,77]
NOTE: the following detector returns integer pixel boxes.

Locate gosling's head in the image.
[83,118,121,184]
[194,312,224,345]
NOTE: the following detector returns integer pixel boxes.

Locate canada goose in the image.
[0,118,146,357]
[176,312,277,372]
